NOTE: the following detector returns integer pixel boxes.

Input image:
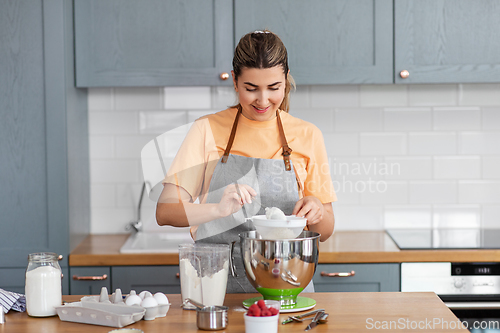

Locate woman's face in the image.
[232,66,286,121]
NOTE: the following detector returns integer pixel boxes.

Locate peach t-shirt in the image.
[163,108,337,204]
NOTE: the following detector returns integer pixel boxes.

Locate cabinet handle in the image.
[220,72,230,80]
[58,255,63,261]
[399,70,410,79]
[320,270,355,277]
[176,273,180,278]
[72,274,108,281]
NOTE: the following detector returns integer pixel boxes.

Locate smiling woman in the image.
[156,29,337,294]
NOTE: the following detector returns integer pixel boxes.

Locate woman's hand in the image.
[216,183,257,218]
[292,196,324,225]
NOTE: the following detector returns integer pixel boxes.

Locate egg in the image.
[153,292,169,305]
[139,290,153,300]
[125,294,142,306]
[141,296,159,308]
[141,296,159,321]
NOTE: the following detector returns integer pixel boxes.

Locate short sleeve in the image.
[163,119,208,201]
[303,129,337,203]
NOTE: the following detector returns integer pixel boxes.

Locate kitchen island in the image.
[1,292,468,332]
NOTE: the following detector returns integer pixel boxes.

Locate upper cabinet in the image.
[74,0,500,87]
[395,0,500,83]
[74,0,234,87]
[234,0,393,84]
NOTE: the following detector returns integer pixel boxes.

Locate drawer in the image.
[313,263,400,292]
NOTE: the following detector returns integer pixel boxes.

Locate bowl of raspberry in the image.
[244,299,280,333]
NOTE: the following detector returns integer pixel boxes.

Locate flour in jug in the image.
[179,258,228,307]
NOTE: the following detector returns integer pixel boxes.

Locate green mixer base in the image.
[243,296,316,313]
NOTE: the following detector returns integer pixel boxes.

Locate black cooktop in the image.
[386,228,500,250]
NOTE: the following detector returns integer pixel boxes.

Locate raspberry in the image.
[257,299,267,310]
[269,307,279,315]
[261,309,272,316]
[248,304,261,317]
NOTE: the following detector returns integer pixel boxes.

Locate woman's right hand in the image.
[217,183,257,218]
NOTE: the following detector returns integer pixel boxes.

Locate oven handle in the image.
[445,302,500,310]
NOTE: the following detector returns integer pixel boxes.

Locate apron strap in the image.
[276,110,305,197]
[221,106,242,163]
[276,110,292,171]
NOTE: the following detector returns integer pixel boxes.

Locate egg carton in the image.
[55,301,145,328]
[56,287,170,327]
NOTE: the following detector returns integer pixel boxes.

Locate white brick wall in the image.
[88,84,500,233]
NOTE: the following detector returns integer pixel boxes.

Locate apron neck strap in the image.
[221,106,242,163]
[276,110,292,171]
[221,107,293,172]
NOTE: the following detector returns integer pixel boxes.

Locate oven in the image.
[402,262,500,333]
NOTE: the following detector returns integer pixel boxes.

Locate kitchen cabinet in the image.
[0,0,89,293]
[75,0,500,86]
[74,0,234,87]
[234,0,393,84]
[74,0,392,86]
[395,0,500,83]
[69,267,111,295]
[111,266,181,294]
[313,263,400,292]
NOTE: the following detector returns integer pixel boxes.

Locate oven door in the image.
[442,297,500,332]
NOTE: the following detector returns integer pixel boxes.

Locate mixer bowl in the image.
[239,231,320,307]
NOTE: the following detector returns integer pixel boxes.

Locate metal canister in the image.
[196,305,229,331]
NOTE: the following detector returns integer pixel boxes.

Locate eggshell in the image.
[153,292,169,305]
[139,290,153,300]
[141,296,159,308]
[125,294,142,306]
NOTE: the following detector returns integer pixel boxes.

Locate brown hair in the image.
[232,30,295,112]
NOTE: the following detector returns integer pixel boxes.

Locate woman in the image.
[157,30,336,293]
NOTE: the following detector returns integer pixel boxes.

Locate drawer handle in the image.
[72,274,108,281]
[320,270,355,277]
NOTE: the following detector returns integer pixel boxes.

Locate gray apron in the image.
[196,107,314,293]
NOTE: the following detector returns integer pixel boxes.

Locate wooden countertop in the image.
[69,231,500,266]
[0,292,467,332]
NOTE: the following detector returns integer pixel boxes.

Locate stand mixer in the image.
[239,231,320,312]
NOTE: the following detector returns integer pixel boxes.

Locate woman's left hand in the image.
[292,196,324,225]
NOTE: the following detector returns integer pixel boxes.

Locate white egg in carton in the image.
[80,287,171,321]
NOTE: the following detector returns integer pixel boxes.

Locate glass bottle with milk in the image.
[25,252,62,317]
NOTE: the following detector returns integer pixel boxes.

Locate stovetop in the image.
[386,228,500,250]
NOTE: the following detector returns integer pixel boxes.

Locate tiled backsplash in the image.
[88,84,500,234]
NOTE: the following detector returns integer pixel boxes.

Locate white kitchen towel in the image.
[0,288,26,313]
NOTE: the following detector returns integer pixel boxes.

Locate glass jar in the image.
[25,252,62,317]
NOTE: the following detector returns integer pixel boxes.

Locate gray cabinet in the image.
[313,264,400,292]
[74,0,500,86]
[111,266,181,294]
[74,0,393,86]
[70,267,111,295]
[0,0,89,293]
[234,0,393,84]
[74,0,234,87]
[395,0,500,83]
